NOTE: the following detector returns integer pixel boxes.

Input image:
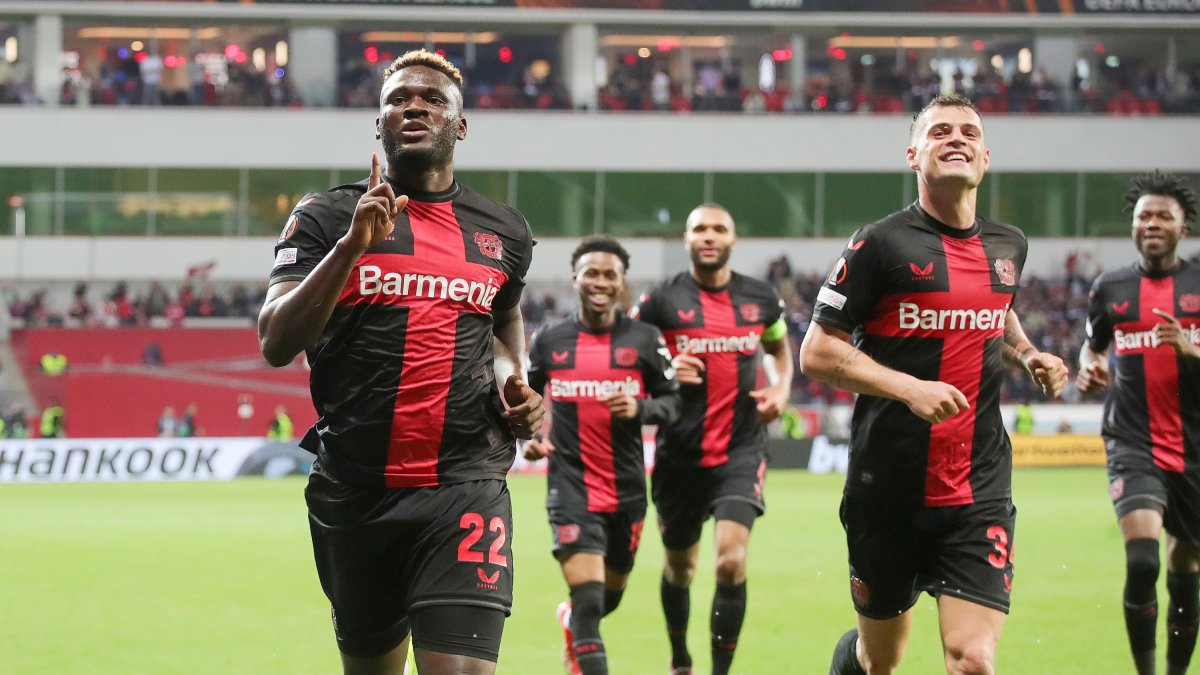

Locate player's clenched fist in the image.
[903,379,970,425]
[1025,350,1069,399]
[501,374,546,440]
[344,153,408,254]
[1075,360,1110,395]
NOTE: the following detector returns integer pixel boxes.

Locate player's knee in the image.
[943,641,995,675]
[664,559,696,586]
[1126,538,1162,589]
[714,551,746,585]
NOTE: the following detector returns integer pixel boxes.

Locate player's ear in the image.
[457,115,468,141]
[375,117,381,140]
[905,146,918,171]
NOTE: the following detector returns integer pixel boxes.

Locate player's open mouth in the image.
[940,152,970,163]
[587,293,611,306]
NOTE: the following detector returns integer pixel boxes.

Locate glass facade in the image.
[1,166,1181,239]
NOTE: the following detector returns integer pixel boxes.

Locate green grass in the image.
[0,469,1145,673]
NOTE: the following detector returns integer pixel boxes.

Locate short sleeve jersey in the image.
[268,178,534,488]
[631,271,784,468]
[527,313,678,512]
[811,203,1028,508]
[1086,260,1200,473]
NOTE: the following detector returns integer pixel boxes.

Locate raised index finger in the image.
[369,152,382,189]
[1153,308,1180,325]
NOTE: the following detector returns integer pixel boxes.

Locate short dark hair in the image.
[570,236,630,272]
[910,94,982,141]
[382,49,465,91]
[1124,170,1198,224]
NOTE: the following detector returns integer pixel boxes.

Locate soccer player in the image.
[631,203,794,675]
[257,50,543,675]
[799,94,1068,675]
[1078,170,1200,675]
[524,236,681,675]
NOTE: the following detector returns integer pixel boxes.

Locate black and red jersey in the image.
[1086,260,1200,473]
[268,178,534,488]
[631,272,785,468]
[811,203,1028,508]
[527,313,680,512]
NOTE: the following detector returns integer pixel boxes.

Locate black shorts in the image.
[548,505,648,574]
[305,461,514,659]
[840,494,1016,619]
[651,449,767,550]
[1107,441,1200,547]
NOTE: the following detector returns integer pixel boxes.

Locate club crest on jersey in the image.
[557,524,580,544]
[739,303,761,323]
[552,350,570,364]
[993,259,1017,286]
[676,308,696,323]
[909,262,935,280]
[473,232,503,260]
[1112,300,1130,315]
[1181,294,1200,313]
[615,347,638,367]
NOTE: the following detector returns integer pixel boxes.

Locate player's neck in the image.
[387,164,455,194]
[918,188,978,230]
[1139,252,1179,275]
[691,266,731,290]
[578,307,617,331]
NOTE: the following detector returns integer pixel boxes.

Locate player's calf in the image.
[1124,538,1161,675]
[569,581,608,675]
[828,628,867,675]
[660,575,692,671]
[1167,571,1200,675]
[710,581,747,675]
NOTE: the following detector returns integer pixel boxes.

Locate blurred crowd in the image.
[3,48,1198,116]
[3,280,267,328]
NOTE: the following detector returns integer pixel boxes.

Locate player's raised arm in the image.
[258,153,406,367]
[800,320,969,425]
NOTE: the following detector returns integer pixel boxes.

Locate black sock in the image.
[569,581,608,675]
[661,575,692,669]
[829,628,867,675]
[603,587,624,617]
[1167,571,1200,673]
[711,581,747,675]
[1125,538,1161,674]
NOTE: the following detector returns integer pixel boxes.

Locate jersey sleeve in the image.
[629,286,663,326]
[1086,275,1114,353]
[526,327,549,395]
[491,210,535,312]
[810,226,883,333]
[637,326,681,427]
[268,193,339,286]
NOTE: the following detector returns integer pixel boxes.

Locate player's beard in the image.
[380,122,458,175]
[690,246,731,272]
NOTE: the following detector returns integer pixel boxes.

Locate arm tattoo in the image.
[1002,315,1036,369]
[832,348,861,389]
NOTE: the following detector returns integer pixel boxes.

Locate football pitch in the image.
[1,468,1140,674]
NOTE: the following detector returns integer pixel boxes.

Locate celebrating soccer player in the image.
[1078,170,1200,675]
[257,50,542,675]
[799,94,1068,675]
[524,236,681,675]
[631,203,794,675]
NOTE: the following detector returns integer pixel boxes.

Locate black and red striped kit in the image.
[527,313,680,512]
[1087,261,1200,476]
[269,178,534,488]
[631,272,785,468]
[812,203,1028,508]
